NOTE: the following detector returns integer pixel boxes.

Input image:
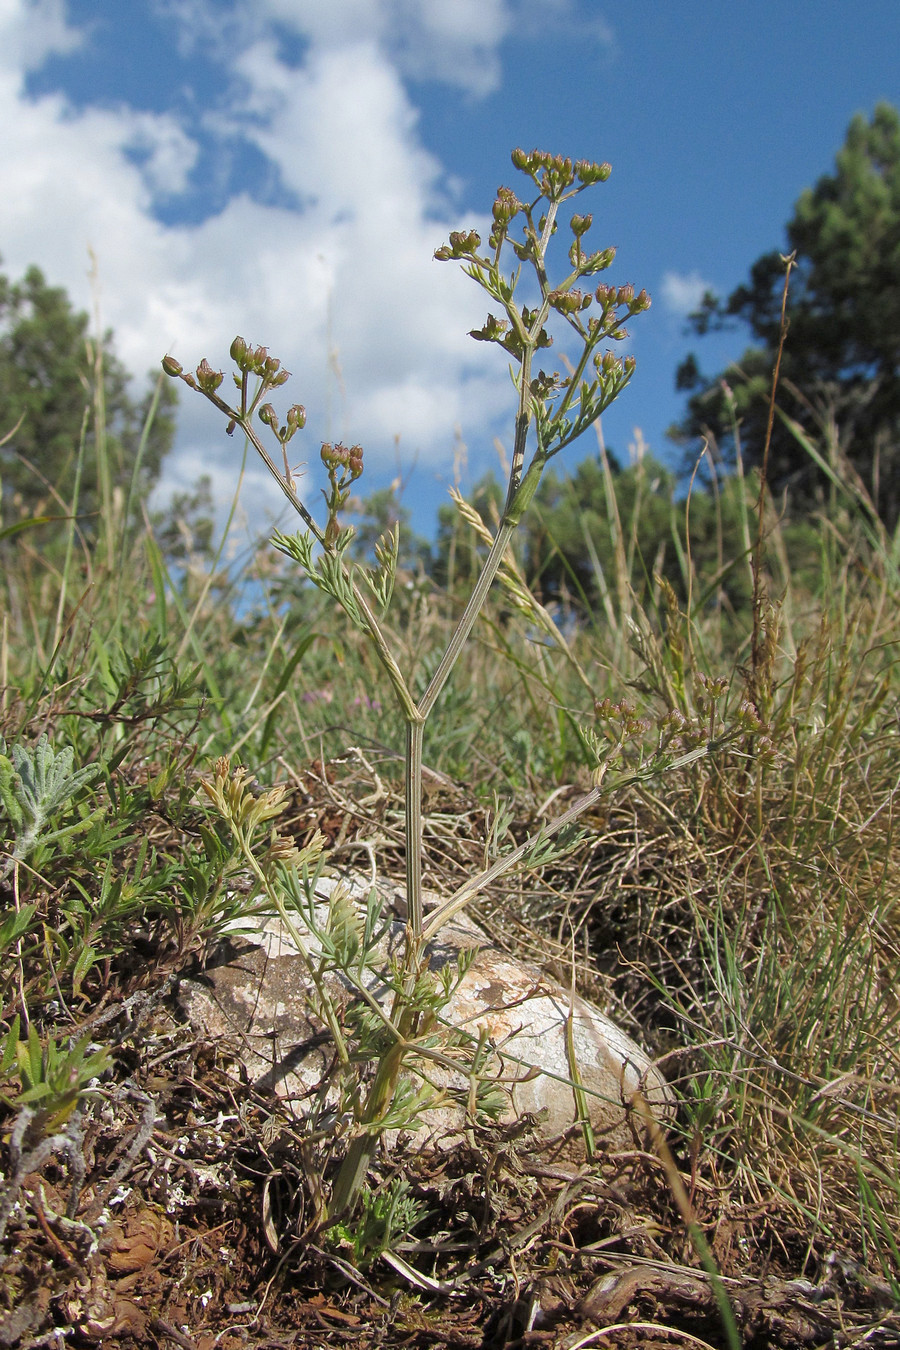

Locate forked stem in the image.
[165,148,650,1224]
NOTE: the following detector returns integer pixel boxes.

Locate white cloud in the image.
[0,0,82,70]
[0,0,528,529]
[2,0,621,537]
[123,113,199,197]
[659,270,711,317]
[158,0,512,97]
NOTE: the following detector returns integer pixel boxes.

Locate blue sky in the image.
[3,0,899,542]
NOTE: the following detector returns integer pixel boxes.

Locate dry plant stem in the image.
[568,1326,720,1350]
[751,252,796,682]
[635,1095,741,1350]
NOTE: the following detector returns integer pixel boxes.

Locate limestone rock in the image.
[178,874,674,1157]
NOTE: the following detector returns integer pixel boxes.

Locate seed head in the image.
[575,160,612,186]
[548,288,592,315]
[196,358,224,394]
[492,186,521,225]
[321,442,364,480]
[434,229,482,261]
[469,314,509,343]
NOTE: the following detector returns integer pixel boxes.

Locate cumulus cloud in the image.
[0,0,82,70]
[157,0,513,97]
[123,113,199,197]
[0,0,531,529]
[659,270,712,318]
[0,0,617,531]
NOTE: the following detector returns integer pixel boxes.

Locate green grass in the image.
[1,315,899,1344]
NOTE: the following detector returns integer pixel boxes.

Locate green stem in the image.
[328,1039,407,1218]
[328,974,426,1219]
[422,783,605,941]
[419,283,545,721]
[418,515,517,722]
[351,586,419,721]
[237,415,325,541]
[422,739,718,941]
[235,836,351,1068]
[405,717,426,937]
[330,783,615,1216]
[551,326,601,430]
[226,401,420,723]
[502,197,558,501]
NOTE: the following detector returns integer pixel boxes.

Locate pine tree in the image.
[672,103,900,526]
[0,260,176,536]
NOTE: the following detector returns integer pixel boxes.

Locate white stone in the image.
[178,874,674,1158]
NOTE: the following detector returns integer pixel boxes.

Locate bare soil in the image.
[3,761,898,1349]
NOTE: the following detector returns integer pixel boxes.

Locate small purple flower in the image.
[302,687,334,705]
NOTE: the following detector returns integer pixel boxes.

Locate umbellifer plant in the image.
[163,149,652,1221]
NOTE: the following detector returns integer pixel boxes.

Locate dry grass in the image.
[2,397,900,1343]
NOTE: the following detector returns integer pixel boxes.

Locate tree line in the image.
[2,104,898,590]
